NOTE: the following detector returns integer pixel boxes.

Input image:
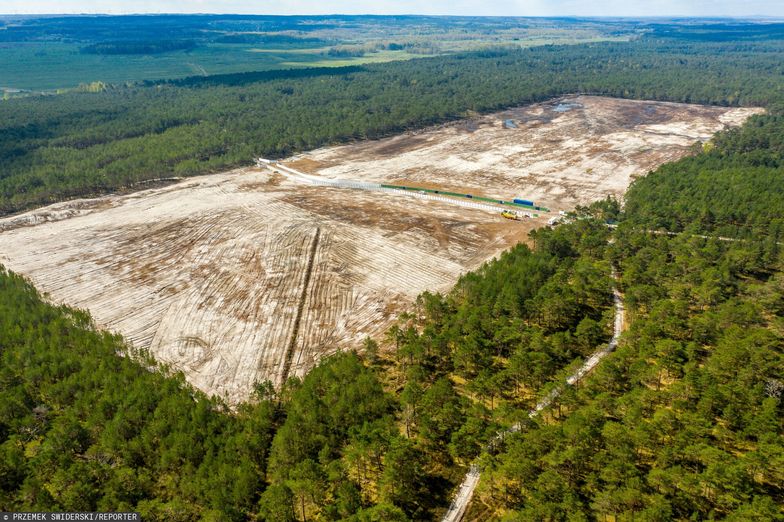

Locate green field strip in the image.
[379,183,549,212]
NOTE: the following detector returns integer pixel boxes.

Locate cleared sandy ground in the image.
[0,96,760,402]
[287,96,762,211]
[0,171,531,402]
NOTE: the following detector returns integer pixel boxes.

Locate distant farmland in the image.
[0,14,632,91]
[0,42,429,92]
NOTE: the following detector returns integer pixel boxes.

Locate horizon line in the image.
[1,13,784,19]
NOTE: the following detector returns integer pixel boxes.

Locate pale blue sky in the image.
[3,0,783,17]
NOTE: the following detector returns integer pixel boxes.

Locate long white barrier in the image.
[262,159,513,215]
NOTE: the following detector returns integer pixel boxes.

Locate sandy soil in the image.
[0,170,536,403]
[0,96,760,403]
[288,96,762,211]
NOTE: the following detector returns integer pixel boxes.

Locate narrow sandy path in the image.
[442,270,625,522]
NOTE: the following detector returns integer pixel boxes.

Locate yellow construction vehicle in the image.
[501,210,519,221]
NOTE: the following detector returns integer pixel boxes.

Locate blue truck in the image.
[513,198,534,206]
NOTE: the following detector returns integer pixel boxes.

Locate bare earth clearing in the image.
[288,96,761,211]
[0,96,761,402]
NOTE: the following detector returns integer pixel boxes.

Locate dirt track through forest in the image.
[442,270,626,522]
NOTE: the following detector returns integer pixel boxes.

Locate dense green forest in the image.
[623,115,784,241]
[2,34,784,214]
[1,20,783,521]
[467,114,784,520]
[0,14,630,92]
[0,213,614,519]
[0,264,411,520]
[3,113,781,519]
[81,41,198,55]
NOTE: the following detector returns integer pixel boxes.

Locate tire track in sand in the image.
[278,227,321,385]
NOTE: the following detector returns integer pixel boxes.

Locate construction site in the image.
[0,96,762,403]
[287,96,760,209]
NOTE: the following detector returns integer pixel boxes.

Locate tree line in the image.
[2,36,784,214]
[80,41,198,55]
[0,214,617,520]
[470,109,784,521]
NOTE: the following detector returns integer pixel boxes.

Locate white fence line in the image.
[261,159,519,215]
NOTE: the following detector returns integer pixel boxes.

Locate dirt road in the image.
[442,271,625,522]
